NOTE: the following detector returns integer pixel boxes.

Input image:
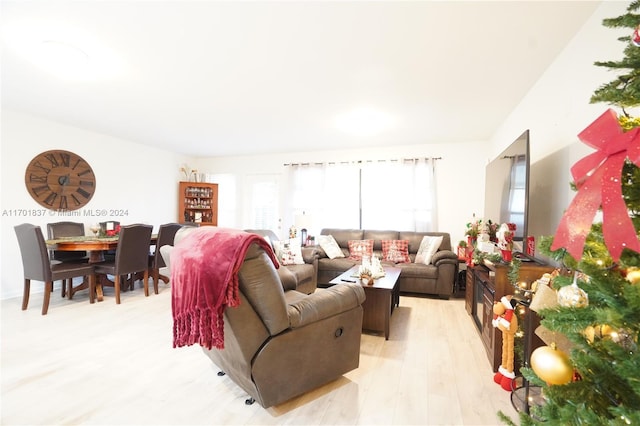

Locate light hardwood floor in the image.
[1,281,518,425]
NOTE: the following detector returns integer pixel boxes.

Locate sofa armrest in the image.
[314,246,328,259]
[287,284,365,328]
[432,249,458,266]
[301,246,319,264]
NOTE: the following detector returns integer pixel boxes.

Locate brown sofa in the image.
[244,229,318,294]
[162,228,366,408]
[317,229,458,299]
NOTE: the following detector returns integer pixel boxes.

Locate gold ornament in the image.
[583,324,638,350]
[557,282,588,308]
[584,325,596,343]
[584,324,615,343]
[530,345,574,385]
[600,324,614,337]
[625,267,640,285]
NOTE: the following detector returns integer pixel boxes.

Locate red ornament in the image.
[551,109,640,262]
[633,26,640,47]
[573,370,582,382]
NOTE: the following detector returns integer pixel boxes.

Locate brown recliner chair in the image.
[244,228,318,294]
[164,229,366,408]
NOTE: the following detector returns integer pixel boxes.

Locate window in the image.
[245,174,280,232]
[285,163,359,235]
[507,155,526,233]
[285,158,437,232]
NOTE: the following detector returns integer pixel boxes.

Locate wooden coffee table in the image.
[329,266,401,340]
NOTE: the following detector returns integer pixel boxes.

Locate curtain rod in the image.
[283,157,442,167]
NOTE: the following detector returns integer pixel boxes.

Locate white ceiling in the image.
[1,1,602,157]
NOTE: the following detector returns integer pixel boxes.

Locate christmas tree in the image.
[509,2,640,425]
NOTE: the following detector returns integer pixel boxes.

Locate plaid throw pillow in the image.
[347,239,374,261]
[381,240,411,264]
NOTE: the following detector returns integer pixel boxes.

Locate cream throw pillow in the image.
[415,235,443,265]
[318,235,345,259]
[273,239,305,265]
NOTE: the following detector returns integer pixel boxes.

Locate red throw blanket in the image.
[171,227,278,349]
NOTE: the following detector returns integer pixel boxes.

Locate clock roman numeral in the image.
[59,195,68,210]
[29,174,47,183]
[44,154,59,168]
[80,180,94,187]
[71,194,82,206]
[32,185,50,196]
[77,169,92,177]
[44,192,58,207]
[32,161,51,174]
[76,187,91,199]
[71,158,82,170]
[59,153,70,167]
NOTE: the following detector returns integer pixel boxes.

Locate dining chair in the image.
[94,224,153,304]
[14,223,96,315]
[149,223,182,294]
[99,221,120,261]
[47,221,88,298]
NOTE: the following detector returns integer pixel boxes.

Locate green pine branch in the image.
[590,2,640,111]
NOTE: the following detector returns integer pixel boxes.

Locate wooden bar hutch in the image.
[178,181,218,226]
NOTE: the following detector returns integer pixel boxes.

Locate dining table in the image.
[46,234,158,302]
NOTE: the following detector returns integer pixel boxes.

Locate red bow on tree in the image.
[552,109,640,261]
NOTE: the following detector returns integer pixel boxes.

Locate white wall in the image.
[0,110,189,299]
[490,2,630,161]
[194,141,488,245]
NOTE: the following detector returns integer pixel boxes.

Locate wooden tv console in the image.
[465,258,554,372]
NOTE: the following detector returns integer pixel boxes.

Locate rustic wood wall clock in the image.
[24,150,96,211]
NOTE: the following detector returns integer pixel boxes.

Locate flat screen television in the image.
[484,130,530,246]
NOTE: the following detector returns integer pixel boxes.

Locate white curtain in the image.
[285,163,360,236]
[244,174,281,233]
[361,158,436,231]
[285,158,437,233]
